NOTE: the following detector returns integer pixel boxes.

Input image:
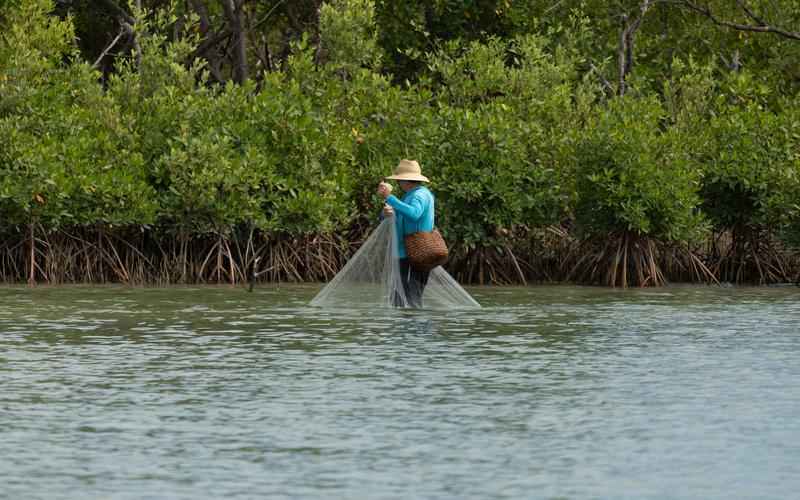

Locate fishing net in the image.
[310,216,480,309]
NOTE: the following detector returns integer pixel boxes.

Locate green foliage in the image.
[573,97,706,242]
[155,128,260,233]
[699,104,800,232]
[661,57,718,126]
[2,0,800,285]
[108,28,356,235]
[374,0,526,77]
[418,35,587,247]
[319,0,383,72]
[245,70,354,233]
[0,0,156,228]
[428,103,564,248]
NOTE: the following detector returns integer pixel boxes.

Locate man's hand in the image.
[382,204,395,217]
[377,182,393,199]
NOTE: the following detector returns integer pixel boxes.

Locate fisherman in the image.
[377,159,435,308]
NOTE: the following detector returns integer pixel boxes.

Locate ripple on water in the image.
[0,284,799,499]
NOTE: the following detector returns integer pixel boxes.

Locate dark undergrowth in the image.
[2,225,797,287]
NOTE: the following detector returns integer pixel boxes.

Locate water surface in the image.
[1,285,799,499]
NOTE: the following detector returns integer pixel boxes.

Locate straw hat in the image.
[386,159,430,183]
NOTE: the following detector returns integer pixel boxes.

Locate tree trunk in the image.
[617,0,653,97]
[222,0,248,83]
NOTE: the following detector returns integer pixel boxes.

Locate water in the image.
[1,284,799,499]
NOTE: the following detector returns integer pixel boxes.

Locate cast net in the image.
[310,216,480,309]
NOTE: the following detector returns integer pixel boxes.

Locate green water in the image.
[1,284,799,499]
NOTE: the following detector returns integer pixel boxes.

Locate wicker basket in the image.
[404,229,449,272]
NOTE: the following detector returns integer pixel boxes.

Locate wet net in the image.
[310,216,480,309]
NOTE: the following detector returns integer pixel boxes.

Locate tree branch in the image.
[677,0,800,40]
[187,0,228,82]
[122,21,142,69]
[95,0,140,68]
[618,0,654,96]
[97,0,136,26]
[92,25,128,69]
[589,61,615,95]
[252,0,289,32]
[735,0,766,26]
[188,0,211,34]
[192,27,233,58]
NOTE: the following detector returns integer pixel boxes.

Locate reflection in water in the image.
[1,284,799,499]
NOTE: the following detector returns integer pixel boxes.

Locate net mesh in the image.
[310,216,480,309]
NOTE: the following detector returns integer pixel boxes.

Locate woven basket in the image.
[405,229,449,272]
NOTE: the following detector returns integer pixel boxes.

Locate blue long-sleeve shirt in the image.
[385,186,435,258]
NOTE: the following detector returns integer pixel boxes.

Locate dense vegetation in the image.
[1,0,799,286]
